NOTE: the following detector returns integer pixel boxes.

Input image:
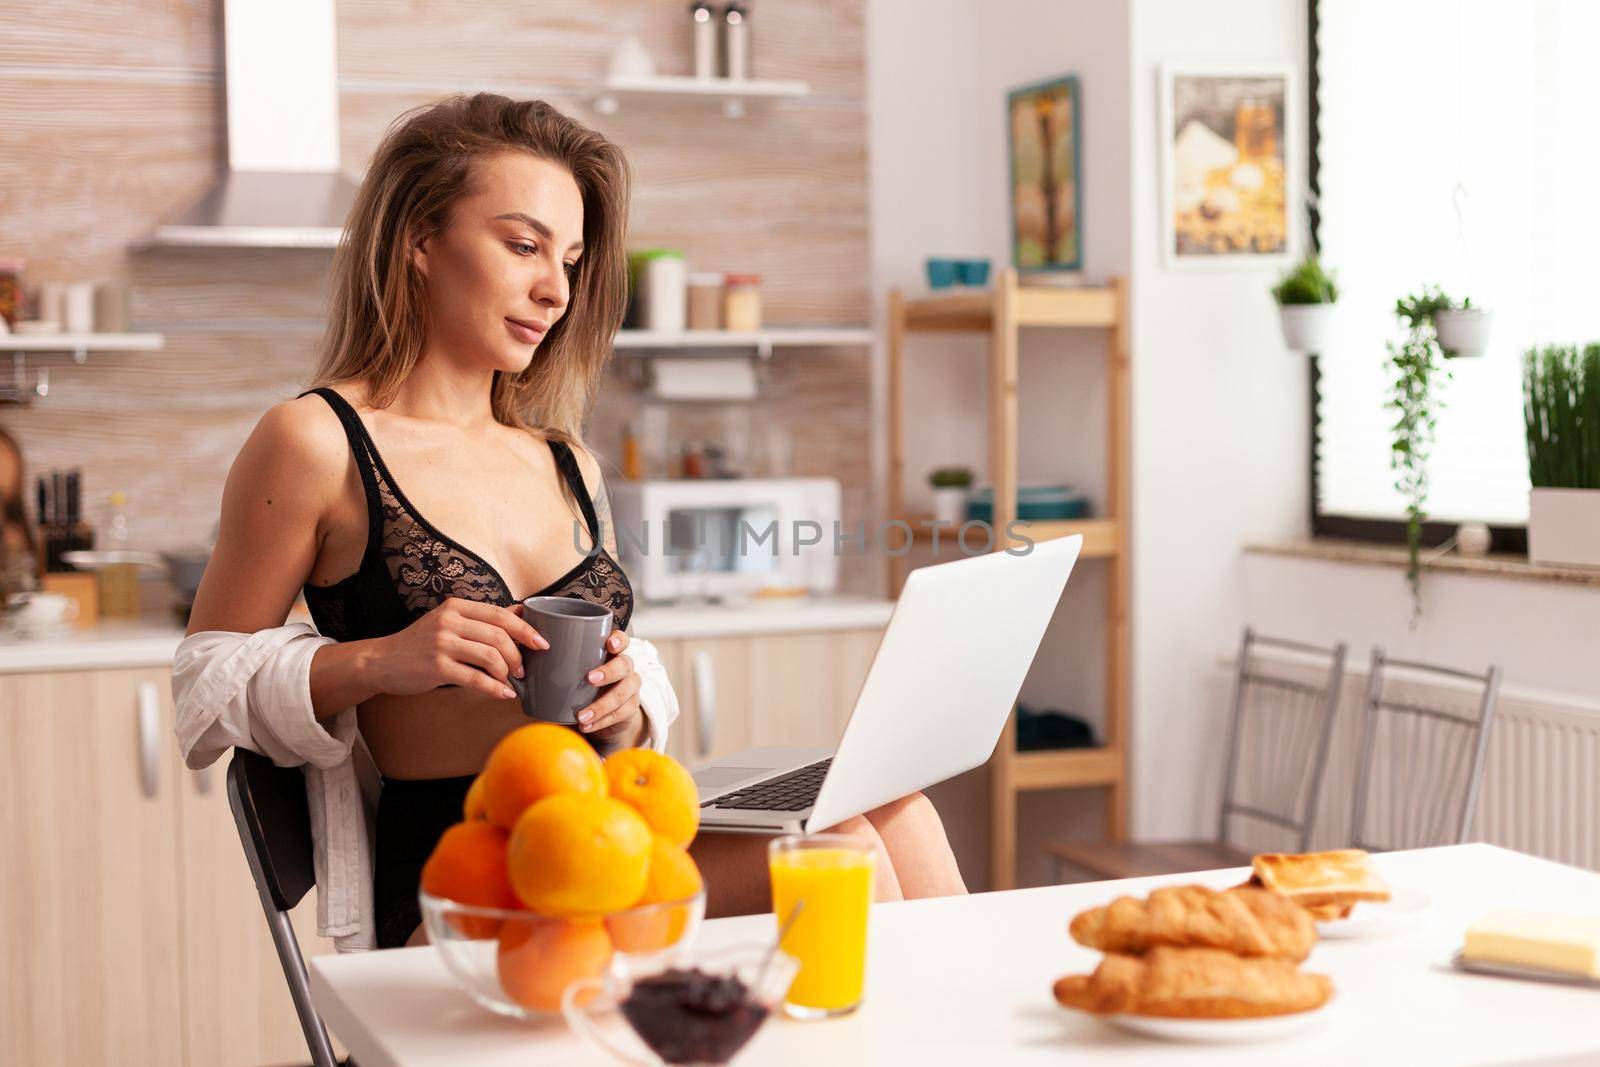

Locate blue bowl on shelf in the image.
[956,259,991,286]
[966,485,1089,524]
[925,258,961,289]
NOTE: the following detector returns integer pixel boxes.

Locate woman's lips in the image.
[505,317,547,344]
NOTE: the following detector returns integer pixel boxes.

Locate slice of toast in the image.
[1251,849,1391,914]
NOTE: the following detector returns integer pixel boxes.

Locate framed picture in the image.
[1160,65,1295,269]
[1008,74,1083,273]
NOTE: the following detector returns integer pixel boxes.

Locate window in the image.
[1311,0,1600,535]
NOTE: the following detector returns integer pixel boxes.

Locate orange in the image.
[481,722,607,829]
[507,793,652,916]
[496,917,612,1014]
[419,821,520,938]
[609,834,703,954]
[639,833,704,905]
[604,748,701,847]
[462,775,489,821]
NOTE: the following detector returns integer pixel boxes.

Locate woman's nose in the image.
[530,263,568,309]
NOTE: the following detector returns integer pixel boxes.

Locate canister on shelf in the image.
[630,249,687,333]
[0,258,25,326]
[722,1,750,80]
[723,273,762,332]
[690,1,717,80]
[687,272,724,330]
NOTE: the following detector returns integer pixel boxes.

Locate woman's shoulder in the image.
[232,392,353,493]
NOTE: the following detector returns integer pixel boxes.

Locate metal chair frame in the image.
[227,750,340,1067]
[1216,627,1348,852]
[1349,647,1502,852]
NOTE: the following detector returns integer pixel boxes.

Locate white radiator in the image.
[1226,652,1600,871]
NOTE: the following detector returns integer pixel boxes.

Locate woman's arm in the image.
[187,396,391,717]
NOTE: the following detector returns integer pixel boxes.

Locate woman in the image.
[186,93,964,950]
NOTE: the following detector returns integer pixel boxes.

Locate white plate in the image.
[1315,885,1430,939]
[1103,1004,1331,1044]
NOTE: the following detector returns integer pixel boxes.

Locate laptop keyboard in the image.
[702,758,833,812]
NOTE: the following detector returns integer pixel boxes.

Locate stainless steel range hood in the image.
[149,0,356,249]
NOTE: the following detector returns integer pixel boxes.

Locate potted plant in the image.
[1388,287,1454,621]
[928,466,974,526]
[1524,342,1600,567]
[1434,295,1493,359]
[1270,254,1339,353]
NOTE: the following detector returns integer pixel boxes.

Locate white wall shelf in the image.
[0,332,166,354]
[612,327,872,357]
[0,333,166,404]
[594,75,811,118]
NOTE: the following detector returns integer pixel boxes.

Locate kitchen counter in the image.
[0,596,894,674]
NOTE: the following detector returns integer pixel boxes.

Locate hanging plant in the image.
[1434,295,1493,359]
[1270,254,1340,354]
[1387,287,1453,623]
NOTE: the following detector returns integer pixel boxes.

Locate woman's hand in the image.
[369,598,548,700]
[576,629,647,746]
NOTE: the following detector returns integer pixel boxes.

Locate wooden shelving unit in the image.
[885,268,1129,890]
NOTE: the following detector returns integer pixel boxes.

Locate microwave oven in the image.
[608,478,841,604]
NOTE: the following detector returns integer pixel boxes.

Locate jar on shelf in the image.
[723,273,762,332]
[630,249,687,333]
[687,272,724,330]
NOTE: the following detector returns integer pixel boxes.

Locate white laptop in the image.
[693,535,1082,833]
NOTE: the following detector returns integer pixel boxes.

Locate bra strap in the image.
[548,440,601,544]
[300,387,383,551]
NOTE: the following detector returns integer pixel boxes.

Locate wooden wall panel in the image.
[0,78,217,281]
[0,0,872,594]
[0,0,216,73]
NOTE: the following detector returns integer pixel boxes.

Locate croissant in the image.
[1069,885,1315,961]
[1053,946,1334,1018]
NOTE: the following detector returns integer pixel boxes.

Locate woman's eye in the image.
[511,242,537,256]
[564,262,579,279]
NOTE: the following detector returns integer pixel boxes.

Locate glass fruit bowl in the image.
[419,889,707,1021]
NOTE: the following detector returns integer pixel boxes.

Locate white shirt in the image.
[171,623,678,951]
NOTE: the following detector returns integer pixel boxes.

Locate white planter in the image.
[1528,487,1600,567]
[931,487,968,526]
[1434,308,1492,359]
[1277,304,1336,353]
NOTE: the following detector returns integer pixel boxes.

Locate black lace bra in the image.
[299,387,633,643]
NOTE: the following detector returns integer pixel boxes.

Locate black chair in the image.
[227,748,341,1067]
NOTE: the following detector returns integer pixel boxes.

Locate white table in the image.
[310,844,1600,1066]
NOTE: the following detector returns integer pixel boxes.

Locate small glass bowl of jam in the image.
[562,944,800,1066]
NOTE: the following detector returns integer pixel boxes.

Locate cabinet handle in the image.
[136,681,160,800]
[691,650,716,760]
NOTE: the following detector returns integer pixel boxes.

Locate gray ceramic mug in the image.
[511,595,614,725]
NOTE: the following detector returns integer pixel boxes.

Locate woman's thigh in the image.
[862,791,967,899]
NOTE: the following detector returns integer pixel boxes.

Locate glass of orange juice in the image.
[767,833,875,1020]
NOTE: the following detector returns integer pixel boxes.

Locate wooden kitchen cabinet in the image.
[0,668,185,1067]
[0,666,339,1067]
[656,628,885,764]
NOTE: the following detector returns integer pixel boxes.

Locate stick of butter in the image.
[1462,910,1600,978]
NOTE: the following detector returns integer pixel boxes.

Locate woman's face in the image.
[412,151,585,374]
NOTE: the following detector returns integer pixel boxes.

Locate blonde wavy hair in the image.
[313,93,631,443]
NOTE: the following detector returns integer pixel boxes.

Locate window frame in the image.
[1305,0,1529,554]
